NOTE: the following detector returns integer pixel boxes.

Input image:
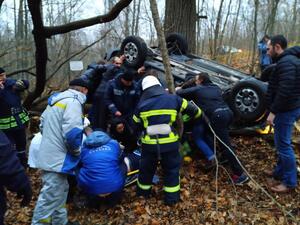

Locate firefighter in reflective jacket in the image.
[0,68,29,168]
[133,75,202,205]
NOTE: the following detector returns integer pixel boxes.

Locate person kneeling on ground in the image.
[76,130,140,208]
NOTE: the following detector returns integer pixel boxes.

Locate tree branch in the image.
[7,66,36,77]
[46,29,112,82]
[43,0,133,37]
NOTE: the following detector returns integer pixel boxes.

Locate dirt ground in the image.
[4,134,300,225]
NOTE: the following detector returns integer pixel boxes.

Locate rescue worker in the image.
[77,130,140,208]
[91,56,125,130]
[176,72,249,185]
[104,70,139,132]
[0,130,32,225]
[133,75,202,205]
[0,67,30,168]
[31,78,88,225]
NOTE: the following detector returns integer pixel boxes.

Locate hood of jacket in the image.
[47,89,86,106]
[84,131,111,148]
[276,46,300,61]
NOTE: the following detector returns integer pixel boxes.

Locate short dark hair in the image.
[270,35,288,49]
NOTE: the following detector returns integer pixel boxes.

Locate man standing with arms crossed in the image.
[265,35,300,193]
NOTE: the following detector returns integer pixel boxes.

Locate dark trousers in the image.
[210,109,244,175]
[3,128,27,168]
[137,149,181,204]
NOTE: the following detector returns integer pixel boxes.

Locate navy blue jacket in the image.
[94,65,124,96]
[104,75,139,118]
[266,46,300,113]
[0,130,29,192]
[176,83,228,117]
[0,79,29,130]
[133,85,201,153]
[80,62,107,102]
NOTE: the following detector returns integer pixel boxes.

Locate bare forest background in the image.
[0,0,299,108]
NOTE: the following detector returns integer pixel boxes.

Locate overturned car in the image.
[108,33,268,129]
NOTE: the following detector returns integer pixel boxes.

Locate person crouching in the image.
[77,131,140,208]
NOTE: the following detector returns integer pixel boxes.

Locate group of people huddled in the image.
[0,33,299,225]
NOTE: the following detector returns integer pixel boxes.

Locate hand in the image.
[175,86,182,91]
[14,80,26,91]
[119,55,126,63]
[266,112,275,126]
[17,182,32,207]
[115,111,122,117]
[0,80,4,89]
[137,66,145,74]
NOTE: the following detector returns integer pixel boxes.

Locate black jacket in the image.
[80,63,107,102]
[176,83,228,117]
[266,46,300,113]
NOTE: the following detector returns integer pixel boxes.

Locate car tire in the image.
[121,36,148,68]
[166,33,188,55]
[229,79,267,124]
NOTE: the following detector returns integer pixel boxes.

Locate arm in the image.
[62,100,84,156]
[178,97,202,122]
[104,81,120,115]
[176,86,199,99]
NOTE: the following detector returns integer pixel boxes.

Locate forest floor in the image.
[5,134,300,225]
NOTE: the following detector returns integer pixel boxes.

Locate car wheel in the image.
[121,36,148,68]
[166,33,188,55]
[229,79,267,124]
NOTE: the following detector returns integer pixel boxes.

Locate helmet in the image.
[141,75,161,90]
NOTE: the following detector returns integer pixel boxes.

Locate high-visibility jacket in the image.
[133,85,201,153]
[0,79,29,130]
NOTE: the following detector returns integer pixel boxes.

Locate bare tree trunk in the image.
[250,0,259,74]
[124,6,130,36]
[213,0,225,59]
[226,0,241,65]
[164,0,197,53]
[289,0,298,42]
[0,0,4,11]
[265,0,280,35]
[149,0,174,93]
[219,0,232,48]
[134,0,141,35]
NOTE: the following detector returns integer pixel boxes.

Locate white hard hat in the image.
[141,75,161,90]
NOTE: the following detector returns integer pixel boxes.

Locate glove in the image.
[14,80,28,91]
[17,182,32,207]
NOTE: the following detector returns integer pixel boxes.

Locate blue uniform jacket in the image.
[0,79,29,130]
[77,131,125,195]
[258,41,272,66]
[104,75,139,117]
